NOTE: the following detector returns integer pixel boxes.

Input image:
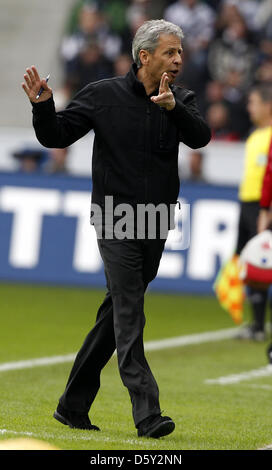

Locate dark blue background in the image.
[0,172,239,293]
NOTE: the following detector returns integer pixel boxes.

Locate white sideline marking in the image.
[0,429,33,437]
[0,428,159,448]
[0,354,76,372]
[246,384,272,391]
[0,327,238,373]
[144,328,237,351]
[0,428,270,450]
[205,365,272,385]
[258,444,272,450]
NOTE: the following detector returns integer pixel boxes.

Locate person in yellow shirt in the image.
[236,84,272,341]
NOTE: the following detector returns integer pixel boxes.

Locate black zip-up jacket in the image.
[32,64,211,211]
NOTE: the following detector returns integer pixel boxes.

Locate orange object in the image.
[214,255,245,324]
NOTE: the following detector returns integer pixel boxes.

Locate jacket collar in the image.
[126,63,147,96]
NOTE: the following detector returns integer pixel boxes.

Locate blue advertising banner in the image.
[0,172,240,294]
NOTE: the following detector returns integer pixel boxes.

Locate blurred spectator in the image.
[64,0,100,34]
[12,148,49,173]
[206,102,240,141]
[222,0,260,33]
[12,146,70,175]
[199,79,225,113]
[110,2,150,55]
[57,0,272,145]
[208,5,258,90]
[187,150,206,183]
[101,0,168,36]
[102,0,128,35]
[126,1,150,37]
[113,53,133,76]
[46,148,69,175]
[200,78,250,139]
[255,1,272,64]
[101,0,133,55]
[255,59,272,84]
[65,39,114,96]
[256,0,272,38]
[147,0,174,18]
[164,0,216,51]
[60,3,121,87]
[256,0,272,30]
[164,0,216,90]
[223,69,245,103]
[223,72,251,139]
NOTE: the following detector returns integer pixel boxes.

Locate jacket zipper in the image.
[145,103,151,200]
[159,108,166,149]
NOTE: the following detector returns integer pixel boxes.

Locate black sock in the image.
[248,287,268,332]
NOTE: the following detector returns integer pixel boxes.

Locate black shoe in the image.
[53,404,100,431]
[137,414,175,438]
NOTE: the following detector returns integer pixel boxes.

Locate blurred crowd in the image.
[15,0,272,174]
[58,0,272,140]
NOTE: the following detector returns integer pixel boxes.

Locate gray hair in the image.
[132,19,184,68]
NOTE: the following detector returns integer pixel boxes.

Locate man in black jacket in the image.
[22,19,211,438]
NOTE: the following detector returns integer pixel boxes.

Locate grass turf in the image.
[0,282,272,450]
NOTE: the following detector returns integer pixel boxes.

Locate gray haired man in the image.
[22,19,210,438]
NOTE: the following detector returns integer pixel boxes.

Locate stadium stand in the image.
[0,0,75,127]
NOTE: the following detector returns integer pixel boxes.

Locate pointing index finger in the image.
[159,73,165,93]
[159,73,169,94]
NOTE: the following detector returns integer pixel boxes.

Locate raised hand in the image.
[22,66,52,103]
[150,72,176,111]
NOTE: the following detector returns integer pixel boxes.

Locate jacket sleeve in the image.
[167,88,211,149]
[260,134,272,209]
[31,83,95,148]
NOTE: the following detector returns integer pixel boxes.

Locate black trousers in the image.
[59,237,166,427]
[235,201,260,255]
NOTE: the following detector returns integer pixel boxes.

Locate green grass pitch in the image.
[0,282,272,450]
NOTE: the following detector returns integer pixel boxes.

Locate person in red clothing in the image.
[258,135,272,233]
[258,133,272,363]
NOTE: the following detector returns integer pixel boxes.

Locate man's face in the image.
[247,91,271,126]
[144,34,183,86]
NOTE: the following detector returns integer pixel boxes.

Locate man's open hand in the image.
[22,66,52,103]
[150,73,176,111]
